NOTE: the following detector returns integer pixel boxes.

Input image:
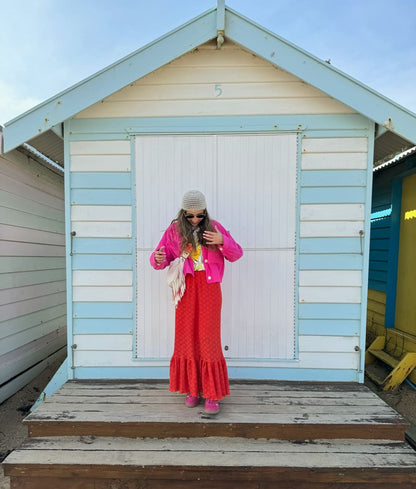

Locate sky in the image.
[1,0,415,126]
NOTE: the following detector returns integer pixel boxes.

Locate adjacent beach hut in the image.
[3,3,416,391]
[0,128,66,403]
[366,146,416,388]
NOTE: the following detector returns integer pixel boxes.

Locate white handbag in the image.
[167,251,189,307]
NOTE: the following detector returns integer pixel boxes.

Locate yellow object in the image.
[395,173,416,336]
[366,336,416,390]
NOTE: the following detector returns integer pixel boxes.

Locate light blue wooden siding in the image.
[0,150,66,403]
[68,140,133,364]
[66,117,371,383]
[299,135,370,381]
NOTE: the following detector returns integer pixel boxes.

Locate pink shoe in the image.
[204,398,220,415]
[185,394,200,408]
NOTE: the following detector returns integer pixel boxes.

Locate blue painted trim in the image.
[73,319,134,335]
[3,8,218,151]
[71,172,131,189]
[299,303,362,320]
[300,238,361,254]
[68,114,370,137]
[368,280,387,293]
[64,122,74,379]
[225,8,416,144]
[71,189,132,205]
[217,0,225,31]
[300,187,366,204]
[73,302,133,319]
[73,238,132,255]
[358,124,374,379]
[31,358,68,410]
[385,178,402,328]
[130,136,138,359]
[301,170,367,188]
[227,367,359,382]
[299,319,360,336]
[73,366,359,382]
[72,255,132,270]
[299,254,362,270]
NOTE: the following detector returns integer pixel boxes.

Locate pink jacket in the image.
[150,220,243,283]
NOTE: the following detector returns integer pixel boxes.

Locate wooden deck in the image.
[3,380,416,488]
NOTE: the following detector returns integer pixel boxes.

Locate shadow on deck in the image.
[3,380,416,488]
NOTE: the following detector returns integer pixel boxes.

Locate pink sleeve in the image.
[149,224,177,270]
[213,221,243,262]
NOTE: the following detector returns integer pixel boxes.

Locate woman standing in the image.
[150,190,243,415]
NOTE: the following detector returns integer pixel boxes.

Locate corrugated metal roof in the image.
[373,145,416,173]
[373,130,414,164]
[17,143,64,175]
[28,129,64,167]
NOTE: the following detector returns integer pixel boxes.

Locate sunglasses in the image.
[185,213,206,219]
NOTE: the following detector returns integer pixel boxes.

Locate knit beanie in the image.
[181,190,207,211]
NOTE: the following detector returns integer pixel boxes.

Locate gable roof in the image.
[3,2,416,161]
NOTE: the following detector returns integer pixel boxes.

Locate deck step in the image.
[4,436,416,489]
[23,381,409,441]
[368,349,399,368]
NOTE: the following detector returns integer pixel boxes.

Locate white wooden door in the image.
[135,134,297,362]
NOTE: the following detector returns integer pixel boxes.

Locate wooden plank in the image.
[109,81,326,102]
[300,221,363,237]
[23,402,395,416]
[71,221,132,238]
[70,155,131,172]
[25,416,407,441]
[299,286,361,303]
[79,97,353,118]
[300,203,364,221]
[72,286,133,302]
[9,436,416,455]
[301,152,367,170]
[9,478,416,489]
[4,437,416,479]
[71,205,131,221]
[299,270,361,286]
[42,393,386,406]
[70,140,131,155]
[55,380,377,393]
[302,138,368,153]
[72,270,132,286]
[0,223,65,246]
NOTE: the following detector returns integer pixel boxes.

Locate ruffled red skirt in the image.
[169,271,229,400]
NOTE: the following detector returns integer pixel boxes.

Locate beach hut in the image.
[366,146,416,389]
[4,4,416,488]
[0,128,66,403]
[2,2,416,392]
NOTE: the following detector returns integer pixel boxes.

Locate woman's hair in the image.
[174,209,214,251]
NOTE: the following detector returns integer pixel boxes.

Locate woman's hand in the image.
[203,226,224,246]
[154,246,166,263]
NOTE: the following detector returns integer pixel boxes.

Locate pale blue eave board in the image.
[2,8,218,152]
[3,5,416,152]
